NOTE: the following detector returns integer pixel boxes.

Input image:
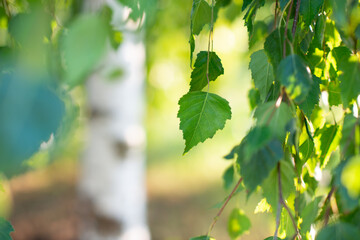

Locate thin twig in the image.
[277,163,301,240]
[273,200,282,240]
[274,0,279,30]
[283,0,294,58]
[206,0,215,93]
[207,177,243,236]
[292,0,301,36]
[323,186,336,226]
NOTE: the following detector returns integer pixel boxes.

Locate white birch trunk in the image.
[79,1,150,239]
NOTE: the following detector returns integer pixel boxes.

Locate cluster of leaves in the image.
[0,0,152,238]
[179,0,360,239]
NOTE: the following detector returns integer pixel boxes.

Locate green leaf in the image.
[249,21,268,49]
[191,0,212,35]
[299,138,314,162]
[338,56,360,108]
[62,14,107,87]
[332,46,351,70]
[237,136,284,194]
[190,236,215,240]
[249,50,274,101]
[190,51,224,91]
[178,91,231,154]
[314,124,339,167]
[243,0,265,33]
[262,160,296,213]
[264,28,292,70]
[298,75,320,118]
[248,88,261,110]
[0,218,14,240]
[328,80,342,106]
[0,73,65,176]
[244,126,273,161]
[300,197,322,235]
[223,164,235,190]
[254,101,294,141]
[228,208,251,239]
[340,114,360,158]
[299,0,324,26]
[277,54,313,104]
[316,222,360,240]
[189,34,195,66]
[242,0,253,10]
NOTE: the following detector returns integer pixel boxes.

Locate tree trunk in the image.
[79,1,149,239]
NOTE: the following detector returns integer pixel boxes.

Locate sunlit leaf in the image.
[299,75,320,118]
[228,208,251,239]
[341,155,360,198]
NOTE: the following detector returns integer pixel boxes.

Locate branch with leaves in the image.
[180,0,360,239]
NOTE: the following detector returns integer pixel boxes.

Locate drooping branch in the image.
[283,0,294,58]
[207,177,243,236]
[276,163,301,240]
[323,186,336,226]
[206,0,215,92]
[292,0,301,36]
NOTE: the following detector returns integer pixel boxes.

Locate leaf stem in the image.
[207,177,243,236]
[274,0,279,30]
[292,0,301,36]
[283,0,294,58]
[277,162,302,240]
[206,0,215,93]
[323,186,336,226]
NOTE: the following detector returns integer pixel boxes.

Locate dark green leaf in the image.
[244,126,273,161]
[249,50,274,102]
[262,160,296,213]
[178,92,231,154]
[332,46,351,70]
[0,218,13,240]
[237,137,283,194]
[223,164,235,190]
[62,14,107,86]
[316,222,360,240]
[340,114,360,159]
[299,75,320,118]
[299,0,324,26]
[0,73,65,176]
[191,0,212,35]
[243,0,265,33]
[190,51,224,91]
[254,101,294,141]
[228,208,251,238]
[264,28,292,70]
[277,54,313,104]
